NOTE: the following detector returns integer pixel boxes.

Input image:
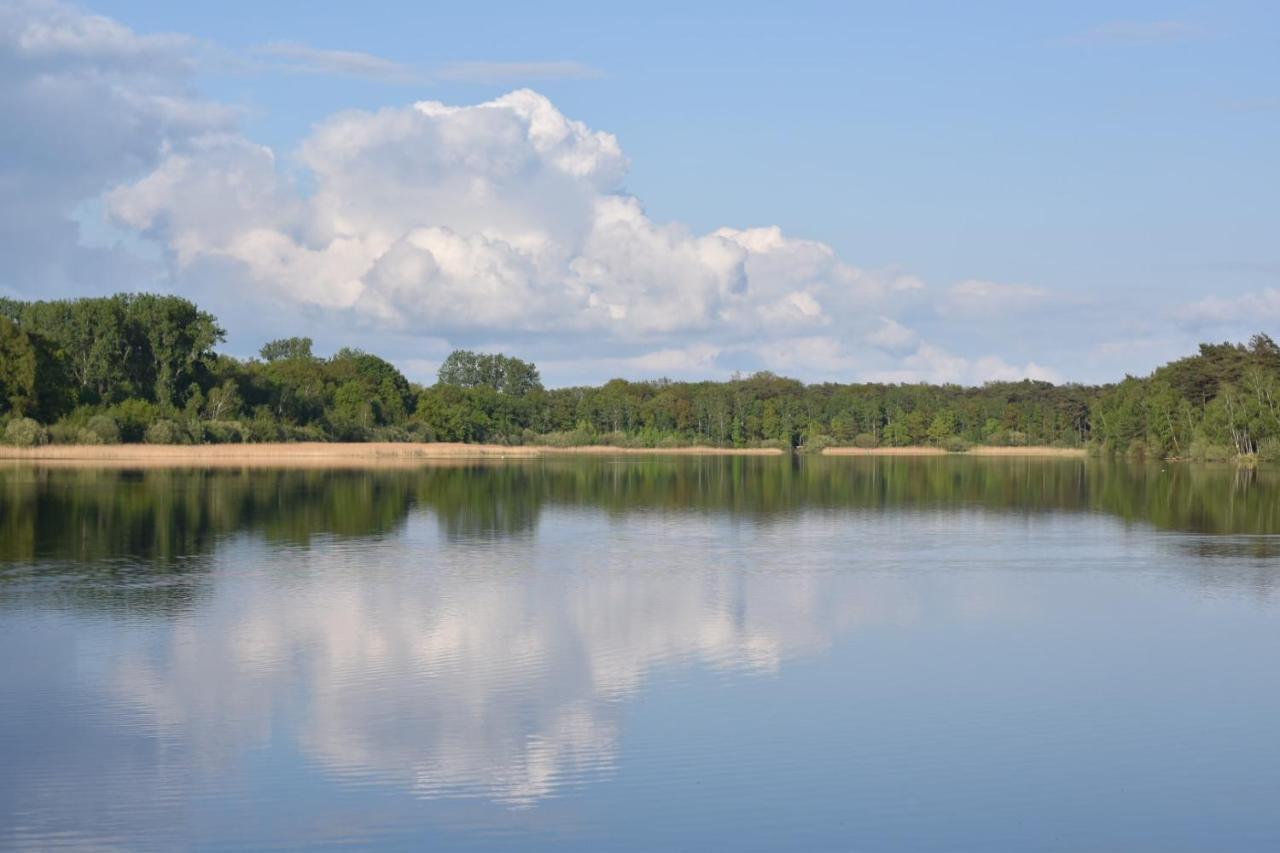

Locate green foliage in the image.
[437,350,543,396]
[144,419,186,445]
[4,292,1278,461]
[1092,334,1280,460]
[5,417,48,447]
[108,399,163,443]
[203,420,247,444]
[84,414,121,445]
[0,317,38,415]
[259,337,314,362]
[4,293,222,409]
[203,379,243,421]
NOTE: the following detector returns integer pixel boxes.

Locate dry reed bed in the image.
[822,445,1086,457]
[0,442,784,468]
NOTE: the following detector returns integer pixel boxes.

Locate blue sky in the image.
[3,0,1279,385]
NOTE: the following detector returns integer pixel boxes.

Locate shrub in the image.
[804,433,833,453]
[536,430,595,447]
[371,425,413,443]
[75,428,103,445]
[1257,437,1280,464]
[144,419,185,445]
[109,399,162,443]
[5,417,48,447]
[282,423,327,443]
[943,436,971,453]
[84,414,120,444]
[1203,444,1233,462]
[407,421,437,443]
[852,433,877,449]
[48,422,80,445]
[204,420,246,444]
[248,408,284,443]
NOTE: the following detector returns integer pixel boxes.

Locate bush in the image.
[5,417,48,447]
[371,425,413,443]
[1204,444,1233,462]
[804,433,833,453]
[596,431,632,447]
[943,436,971,453]
[407,421,437,443]
[852,433,877,449]
[144,419,186,445]
[282,423,327,443]
[203,420,246,444]
[75,428,103,445]
[109,399,162,443]
[48,422,80,445]
[247,408,284,443]
[536,429,596,448]
[84,414,120,444]
[1125,438,1150,460]
[1257,437,1280,464]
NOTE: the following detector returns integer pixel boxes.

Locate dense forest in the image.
[1,293,1279,461]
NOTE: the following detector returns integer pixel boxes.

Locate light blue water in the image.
[1,458,1278,850]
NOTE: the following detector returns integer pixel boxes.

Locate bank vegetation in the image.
[2,294,1278,464]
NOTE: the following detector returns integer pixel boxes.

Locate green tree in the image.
[437,350,542,396]
[260,337,315,362]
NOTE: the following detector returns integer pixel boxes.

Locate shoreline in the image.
[821,445,1087,457]
[0,442,785,468]
[0,441,1092,468]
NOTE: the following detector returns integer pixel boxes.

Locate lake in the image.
[2,456,1279,851]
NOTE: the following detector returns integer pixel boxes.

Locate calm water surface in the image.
[1,456,1278,851]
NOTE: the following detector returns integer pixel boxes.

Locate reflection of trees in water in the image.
[525,456,1280,535]
[0,467,421,613]
[417,464,543,541]
[1,458,1277,591]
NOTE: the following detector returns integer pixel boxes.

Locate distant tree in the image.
[203,379,244,421]
[260,337,315,362]
[0,317,38,416]
[437,350,542,397]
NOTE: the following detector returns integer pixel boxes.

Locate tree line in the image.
[2,293,1278,461]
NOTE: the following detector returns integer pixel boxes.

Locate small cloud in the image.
[866,343,1062,385]
[941,279,1048,315]
[1172,288,1280,330]
[254,41,422,83]
[1068,19,1203,45]
[434,60,603,84]
[250,45,602,86]
[867,317,918,353]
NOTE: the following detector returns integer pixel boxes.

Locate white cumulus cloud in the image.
[106,89,899,356]
[2,1,1071,385]
[1172,288,1280,330]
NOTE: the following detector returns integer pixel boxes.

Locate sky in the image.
[2,0,1278,387]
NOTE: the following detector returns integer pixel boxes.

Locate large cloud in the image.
[109,87,1049,381]
[0,0,233,292]
[4,1,1060,384]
